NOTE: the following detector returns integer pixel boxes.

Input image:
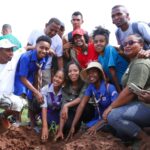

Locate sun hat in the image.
[80,61,106,82]
[72,28,84,37]
[0,39,16,49]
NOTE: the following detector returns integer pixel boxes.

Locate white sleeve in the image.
[138,22,150,43]
[40,96,47,108]
[28,30,37,45]
[40,85,49,108]
[55,35,63,57]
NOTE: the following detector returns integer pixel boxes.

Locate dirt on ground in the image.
[0,125,131,150]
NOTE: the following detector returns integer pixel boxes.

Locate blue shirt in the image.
[85,80,118,115]
[14,50,46,99]
[98,45,128,85]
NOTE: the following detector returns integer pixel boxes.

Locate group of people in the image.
[0,4,150,148]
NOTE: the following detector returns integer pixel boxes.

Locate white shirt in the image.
[0,48,25,94]
[41,84,62,108]
[28,29,63,69]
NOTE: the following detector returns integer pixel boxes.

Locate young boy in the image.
[14,35,52,127]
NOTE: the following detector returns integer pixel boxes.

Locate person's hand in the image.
[140,135,150,150]
[63,42,73,50]
[41,127,49,143]
[47,48,56,56]
[35,91,44,104]
[66,126,75,141]
[87,125,97,135]
[54,131,64,141]
[138,49,150,58]
[102,106,113,121]
[61,105,68,120]
[138,91,150,104]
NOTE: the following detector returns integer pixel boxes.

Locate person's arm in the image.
[57,56,63,69]
[41,107,48,141]
[109,67,122,93]
[64,97,81,108]
[62,35,73,58]
[138,49,150,58]
[25,43,35,51]
[87,120,106,135]
[103,86,135,121]
[66,96,90,139]
[138,91,150,104]
[20,77,43,103]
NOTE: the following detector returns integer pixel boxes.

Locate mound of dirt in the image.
[62,132,127,150]
[0,126,40,150]
[0,126,129,150]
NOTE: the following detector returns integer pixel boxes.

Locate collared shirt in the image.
[85,80,118,114]
[28,29,63,69]
[14,50,46,99]
[41,83,62,109]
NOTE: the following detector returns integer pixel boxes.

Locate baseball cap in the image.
[72,28,84,37]
[0,39,16,49]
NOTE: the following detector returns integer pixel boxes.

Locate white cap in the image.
[0,39,16,49]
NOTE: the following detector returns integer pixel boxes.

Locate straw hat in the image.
[80,61,106,82]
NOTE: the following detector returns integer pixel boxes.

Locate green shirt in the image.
[122,58,150,107]
[61,83,87,107]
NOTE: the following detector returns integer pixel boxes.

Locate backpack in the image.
[116,22,150,50]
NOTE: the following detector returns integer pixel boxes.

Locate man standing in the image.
[63,11,89,67]
[112,5,150,50]
[26,18,63,86]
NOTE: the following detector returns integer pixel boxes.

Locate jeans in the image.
[107,101,150,139]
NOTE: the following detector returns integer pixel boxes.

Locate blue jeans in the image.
[108,101,150,139]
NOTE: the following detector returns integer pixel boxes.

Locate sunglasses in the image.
[123,40,140,47]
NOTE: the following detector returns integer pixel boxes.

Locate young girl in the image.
[67,61,118,138]
[40,70,65,142]
[55,62,95,141]
[93,26,128,93]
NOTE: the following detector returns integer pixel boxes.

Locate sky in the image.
[0,0,149,46]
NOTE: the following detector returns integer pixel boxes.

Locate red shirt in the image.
[75,43,98,68]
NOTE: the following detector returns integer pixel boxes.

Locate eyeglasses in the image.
[123,40,140,47]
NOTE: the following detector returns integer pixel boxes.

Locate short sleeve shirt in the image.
[85,80,118,114]
[98,45,128,85]
[28,29,63,69]
[14,50,46,99]
[41,83,62,109]
[122,58,150,90]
